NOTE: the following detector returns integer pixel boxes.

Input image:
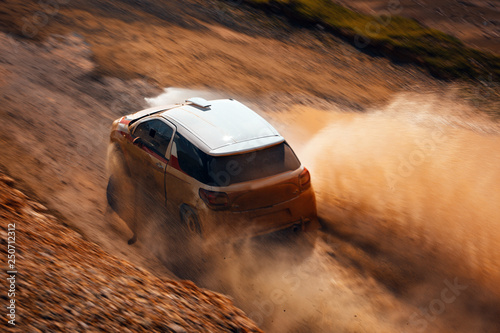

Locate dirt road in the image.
[0,32,174,277]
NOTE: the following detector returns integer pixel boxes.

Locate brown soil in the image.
[0,32,173,279]
[0,0,455,109]
[0,173,262,332]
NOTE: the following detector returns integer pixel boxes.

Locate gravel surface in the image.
[0,173,262,332]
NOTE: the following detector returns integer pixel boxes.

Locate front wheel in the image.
[106,175,119,211]
[106,145,134,223]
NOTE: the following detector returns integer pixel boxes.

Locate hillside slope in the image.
[0,173,262,332]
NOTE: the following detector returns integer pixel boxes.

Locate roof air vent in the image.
[186,97,211,109]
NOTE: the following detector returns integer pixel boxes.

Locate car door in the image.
[127,118,175,207]
[164,132,206,212]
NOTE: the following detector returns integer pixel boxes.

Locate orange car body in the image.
[108,98,319,239]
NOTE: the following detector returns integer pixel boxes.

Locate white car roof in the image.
[160,99,284,155]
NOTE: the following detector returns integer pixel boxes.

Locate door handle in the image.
[155,162,163,170]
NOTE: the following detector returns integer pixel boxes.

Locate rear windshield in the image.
[174,133,301,186]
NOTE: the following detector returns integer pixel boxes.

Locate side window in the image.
[133,119,174,157]
[173,133,208,183]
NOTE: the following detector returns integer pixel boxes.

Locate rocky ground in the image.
[0,172,262,332]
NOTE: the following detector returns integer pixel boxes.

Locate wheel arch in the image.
[179,203,203,236]
[108,142,132,177]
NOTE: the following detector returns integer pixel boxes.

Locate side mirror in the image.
[133,137,145,146]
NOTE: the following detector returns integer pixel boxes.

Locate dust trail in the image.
[268,93,500,331]
[193,231,420,333]
[138,88,419,332]
[138,88,500,331]
[301,95,500,286]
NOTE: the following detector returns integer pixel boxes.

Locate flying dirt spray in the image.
[273,93,500,332]
[295,94,500,294]
[135,88,500,332]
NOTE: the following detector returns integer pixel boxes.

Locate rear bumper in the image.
[250,216,321,238]
[198,186,319,239]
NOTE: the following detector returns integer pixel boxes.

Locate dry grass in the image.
[244,0,500,81]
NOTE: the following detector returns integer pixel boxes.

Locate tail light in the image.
[299,168,311,190]
[199,188,230,210]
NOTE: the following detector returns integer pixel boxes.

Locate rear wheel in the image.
[180,205,202,237]
[173,205,209,280]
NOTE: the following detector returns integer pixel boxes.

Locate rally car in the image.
[107,97,319,241]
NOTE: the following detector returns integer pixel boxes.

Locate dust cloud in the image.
[295,94,500,293]
[137,89,500,332]
[269,93,500,331]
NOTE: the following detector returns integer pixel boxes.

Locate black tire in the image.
[106,175,119,212]
[180,205,202,237]
[106,145,134,221]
